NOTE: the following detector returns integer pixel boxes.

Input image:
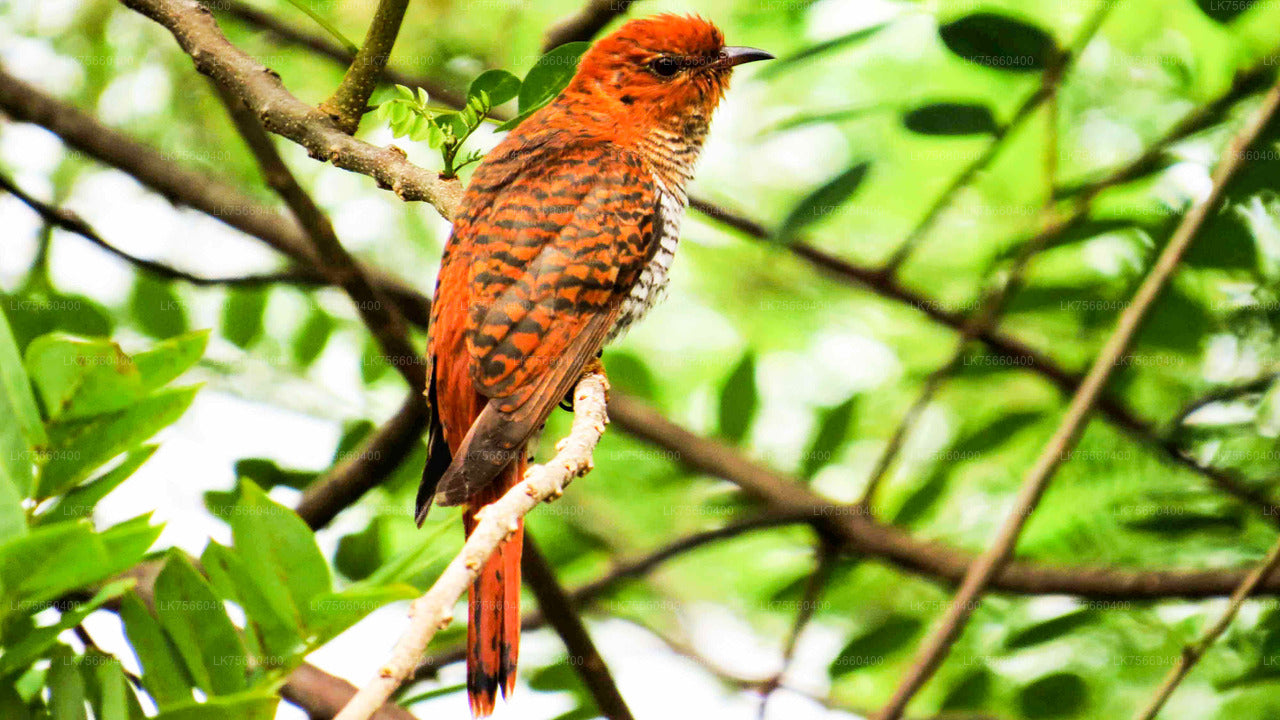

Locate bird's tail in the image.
[464,453,524,717]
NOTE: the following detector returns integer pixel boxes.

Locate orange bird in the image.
[416,14,770,716]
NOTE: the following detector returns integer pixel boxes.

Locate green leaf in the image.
[939,13,1057,72]
[469,70,520,107]
[951,411,1042,457]
[890,467,949,528]
[234,458,316,491]
[496,42,590,131]
[903,102,999,135]
[47,645,87,720]
[829,614,922,677]
[718,353,758,443]
[25,335,143,421]
[129,276,188,340]
[0,522,111,606]
[0,579,134,677]
[0,309,45,503]
[221,288,268,350]
[226,481,331,630]
[151,692,279,720]
[394,84,415,101]
[1194,0,1257,22]
[37,386,199,498]
[1018,672,1088,718]
[132,330,209,391]
[941,669,992,711]
[201,542,303,666]
[302,584,418,648]
[291,304,334,368]
[36,447,157,525]
[759,23,887,78]
[80,652,145,720]
[119,592,194,709]
[1005,607,1098,650]
[3,290,112,354]
[98,514,165,575]
[801,395,857,479]
[153,550,249,696]
[0,682,32,720]
[777,162,871,242]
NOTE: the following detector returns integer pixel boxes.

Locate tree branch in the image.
[1131,537,1280,720]
[214,82,426,390]
[521,535,636,720]
[118,0,463,217]
[333,372,609,720]
[0,171,318,287]
[0,65,435,328]
[318,0,410,134]
[875,76,1280,720]
[542,0,636,51]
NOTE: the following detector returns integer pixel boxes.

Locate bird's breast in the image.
[606,179,685,343]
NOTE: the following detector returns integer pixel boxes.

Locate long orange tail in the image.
[463,455,525,717]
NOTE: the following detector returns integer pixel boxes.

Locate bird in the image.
[416,14,771,716]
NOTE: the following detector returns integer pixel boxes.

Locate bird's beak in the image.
[720,46,775,67]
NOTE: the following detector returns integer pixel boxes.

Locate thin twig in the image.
[875,76,1280,720]
[522,535,636,720]
[1131,538,1280,720]
[0,172,319,287]
[334,372,611,720]
[756,537,838,719]
[876,0,1117,275]
[318,0,410,134]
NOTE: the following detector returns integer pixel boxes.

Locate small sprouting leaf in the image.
[1018,672,1088,718]
[468,69,520,107]
[1194,0,1257,22]
[777,162,871,242]
[939,13,1057,72]
[829,614,922,677]
[415,86,430,107]
[394,84,415,101]
[903,102,999,135]
[409,114,432,142]
[718,353,758,443]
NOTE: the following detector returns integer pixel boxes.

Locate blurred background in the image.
[5,0,1280,718]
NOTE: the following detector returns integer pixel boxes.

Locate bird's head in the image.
[564,14,772,133]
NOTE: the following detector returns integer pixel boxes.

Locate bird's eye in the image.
[649,56,682,77]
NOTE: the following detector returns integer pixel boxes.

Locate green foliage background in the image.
[5,0,1280,718]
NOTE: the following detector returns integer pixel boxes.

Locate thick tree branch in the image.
[318,0,410,134]
[875,77,1280,720]
[334,372,610,720]
[118,0,463,217]
[522,536,636,720]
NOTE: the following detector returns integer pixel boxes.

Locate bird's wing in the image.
[432,144,659,505]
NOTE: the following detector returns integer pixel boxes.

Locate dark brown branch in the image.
[318,0,410,134]
[607,393,1280,600]
[118,0,463,217]
[282,664,418,720]
[542,0,636,51]
[522,536,636,720]
[0,171,318,287]
[214,83,426,390]
[0,65,434,328]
